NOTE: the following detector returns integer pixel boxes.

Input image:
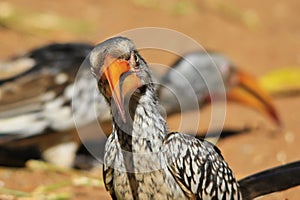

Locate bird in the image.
[90,36,300,200]
[0,42,279,168]
[0,42,107,167]
[0,42,96,140]
[76,50,281,169]
[89,36,241,199]
[158,51,280,125]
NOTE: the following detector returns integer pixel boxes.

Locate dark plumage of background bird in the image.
[0,42,280,168]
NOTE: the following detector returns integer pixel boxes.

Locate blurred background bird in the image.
[0,42,279,169]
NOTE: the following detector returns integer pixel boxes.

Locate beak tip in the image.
[272,112,282,127]
[229,69,283,127]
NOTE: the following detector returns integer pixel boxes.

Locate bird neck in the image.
[112,85,167,153]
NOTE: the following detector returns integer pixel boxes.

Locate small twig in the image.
[33,181,72,194]
[26,160,80,175]
[0,187,30,197]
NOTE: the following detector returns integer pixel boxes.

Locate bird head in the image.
[159,51,280,125]
[90,37,151,123]
[202,55,281,125]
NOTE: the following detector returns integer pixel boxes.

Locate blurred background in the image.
[0,0,299,199]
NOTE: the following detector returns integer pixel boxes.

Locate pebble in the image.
[276,151,287,163]
[284,131,295,144]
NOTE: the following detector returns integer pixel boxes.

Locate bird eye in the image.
[134,54,139,64]
[130,52,140,69]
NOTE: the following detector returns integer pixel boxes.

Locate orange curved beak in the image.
[227,70,281,125]
[100,58,141,123]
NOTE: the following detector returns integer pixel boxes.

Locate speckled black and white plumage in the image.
[90,37,242,200]
[164,132,240,199]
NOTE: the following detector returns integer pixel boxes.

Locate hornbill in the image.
[89,37,297,200]
[0,42,279,167]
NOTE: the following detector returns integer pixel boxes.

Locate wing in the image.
[0,43,94,141]
[103,133,118,200]
[163,132,241,200]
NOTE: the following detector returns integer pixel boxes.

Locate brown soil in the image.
[0,0,299,199]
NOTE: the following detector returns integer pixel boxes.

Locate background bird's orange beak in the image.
[101,59,141,123]
[227,70,281,125]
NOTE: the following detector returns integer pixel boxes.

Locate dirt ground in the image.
[0,0,299,199]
